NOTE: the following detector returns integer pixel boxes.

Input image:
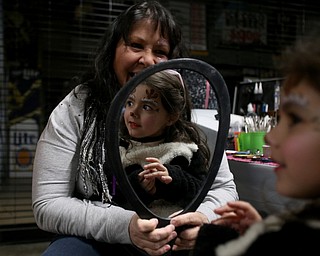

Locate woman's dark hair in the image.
[79,0,186,109]
[76,1,186,202]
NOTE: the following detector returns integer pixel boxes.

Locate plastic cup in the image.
[239,132,251,152]
[250,131,266,154]
[263,144,271,158]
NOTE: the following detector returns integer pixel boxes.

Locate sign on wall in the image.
[8,68,41,177]
[222,10,267,45]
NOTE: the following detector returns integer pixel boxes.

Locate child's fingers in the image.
[145,157,160,163]
[161,176,172,184]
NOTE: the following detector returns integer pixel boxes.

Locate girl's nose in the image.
[130,111,137,117]
[264,127,279,149]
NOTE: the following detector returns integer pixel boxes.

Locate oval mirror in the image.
[106,58,230,228]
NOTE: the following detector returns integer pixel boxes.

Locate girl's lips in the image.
[273,162,282,172]
[129,121,140,128]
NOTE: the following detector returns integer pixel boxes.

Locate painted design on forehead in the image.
[145,88,159,100]
[281,93,308,108]
[283,92,320,130]
[143,88,160,112]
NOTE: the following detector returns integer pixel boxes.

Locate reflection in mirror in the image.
[116,69,219,218]
[106,58,230,228]
[182,69,219,110]
[182,69,220,161]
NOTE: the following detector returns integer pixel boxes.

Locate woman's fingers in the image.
[130,215,177,255]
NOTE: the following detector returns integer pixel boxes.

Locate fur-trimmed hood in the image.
[120,140,198,168]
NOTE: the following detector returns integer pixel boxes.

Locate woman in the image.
[32,1,238,255]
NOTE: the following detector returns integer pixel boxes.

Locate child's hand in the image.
[138,157,173,194]
[211,201,262,234]
[142,157,172,184]
[138,174,156,195]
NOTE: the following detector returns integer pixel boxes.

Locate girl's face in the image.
[123,84,174,139]
[265,80,320,199]
[114,19,170,86]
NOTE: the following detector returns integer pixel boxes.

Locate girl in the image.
[117,70,209,216]
[193,34,320,255]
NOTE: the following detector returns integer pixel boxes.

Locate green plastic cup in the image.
[250,131,266,154]
[239,132,251,152]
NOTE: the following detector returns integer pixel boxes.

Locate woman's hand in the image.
[170,212,209,251]
[212,200,262,234]
[129,214,177,255]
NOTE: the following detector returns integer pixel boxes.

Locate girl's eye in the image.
[287,112,302,126]
[142,104,152,111]
[125,100,133,108]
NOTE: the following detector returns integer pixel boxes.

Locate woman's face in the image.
[265,80,320,199]
[123,83,173,139]
[114,19,170,86]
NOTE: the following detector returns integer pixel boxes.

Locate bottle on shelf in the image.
[252,82,268,116]
[246,102,256,117]
[274,81,280,111]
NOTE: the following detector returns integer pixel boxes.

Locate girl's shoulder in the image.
[213,213,320,256]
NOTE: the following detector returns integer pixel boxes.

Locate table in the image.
[191,109,306,216]
[191,109,244,159]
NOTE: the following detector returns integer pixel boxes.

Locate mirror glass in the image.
[117,69,219,218]
[106,58,230,228]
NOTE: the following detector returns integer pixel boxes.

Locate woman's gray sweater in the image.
[32,85,238,244]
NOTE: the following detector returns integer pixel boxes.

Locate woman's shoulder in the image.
[53,84,88,113]
[67,84,89,105]
[46,84,89,131]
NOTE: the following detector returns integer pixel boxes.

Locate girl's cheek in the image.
[143,117,157,127]
[282,139,299,158]
[283,133,314,163]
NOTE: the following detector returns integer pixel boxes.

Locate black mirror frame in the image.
[106,58,230,228]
